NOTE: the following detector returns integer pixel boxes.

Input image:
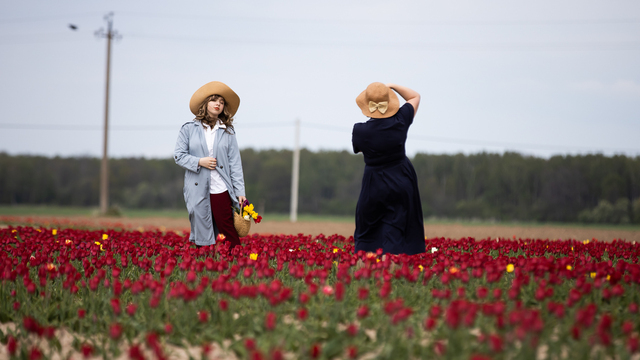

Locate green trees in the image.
[0,151,638,223]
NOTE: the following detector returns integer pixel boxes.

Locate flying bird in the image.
[68,24,78,30]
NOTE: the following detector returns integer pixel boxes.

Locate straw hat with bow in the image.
[189,81,240,117]
[355,82,400,119]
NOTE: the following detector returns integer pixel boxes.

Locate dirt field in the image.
[1,214,639,242]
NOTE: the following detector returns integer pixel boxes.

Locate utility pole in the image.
[95,13,120,215]
[290,119,300,222]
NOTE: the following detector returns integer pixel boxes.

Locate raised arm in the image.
[386,83,420,116]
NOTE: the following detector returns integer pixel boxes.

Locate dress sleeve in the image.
[398,103,415,127]
[351,124,361,154]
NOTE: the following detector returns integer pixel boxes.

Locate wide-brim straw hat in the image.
[355,82,400,119]
[189,81,240,116]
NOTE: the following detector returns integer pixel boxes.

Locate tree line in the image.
[0,151,638,224]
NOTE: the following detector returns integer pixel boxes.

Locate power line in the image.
[125,33,640,51]
[1,122,637,154]
[0,122,291,131]
[0,12,104,24]
[86,12,640,26]
[2,11,639,26]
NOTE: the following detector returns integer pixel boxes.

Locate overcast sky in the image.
[1,1,639,159]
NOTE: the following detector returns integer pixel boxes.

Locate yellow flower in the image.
[102,234,108,240]
[376,259,380,263]
[217,233,226,240]
[590,272,596,279]
[95,241,101,246]
[11,229,16,233]
[583,239,590,245]
[449,267,459,274]
[333,248,339,253]
[418,265,424,272]
[52,229,57,236]
[249,253,258,261]
[65,239,73,245]
[506,264,515,273]
[571,247,574,251]
[606,275,611,281]
[100,244,105,251]
[37,229,41,232]
[46,263,57,271]
[566,265,572,271]
[243,204,254,213]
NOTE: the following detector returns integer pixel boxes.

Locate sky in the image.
[1,0,639,159]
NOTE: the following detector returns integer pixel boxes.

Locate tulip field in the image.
[1,225,640,359]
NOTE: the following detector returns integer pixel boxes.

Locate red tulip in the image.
[126,303,137,316]
[335,282,345,301]
[198,310,209,323]
[347,346,358,359]
[219,299,229,311]
[29,347,43,360]
[299,292,310,304]
[265,312,276,330]
[358,287,369,300]
[310,344,321,359]
[346,323,358,336]
[297,308,308,321]
[244,338,256,351]
[425,317,437,330]
[628,335,639,353]
[7,335,17,355]
[357,305,370,318]
[110,298,121,315]
[109,323,122,339]
[476,286,488,299]
[271,349,284,360]
[81,343,94,358]
[489,334,503,352]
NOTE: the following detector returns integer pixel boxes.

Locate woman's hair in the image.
[195,94,234,132]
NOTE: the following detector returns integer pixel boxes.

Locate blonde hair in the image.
[195,94,234,132]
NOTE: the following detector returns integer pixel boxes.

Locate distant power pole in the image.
[290,119,300,222]
[95,13,120,215]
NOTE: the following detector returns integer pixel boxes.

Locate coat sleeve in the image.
[228,132,246,197]
[174,124,201,173]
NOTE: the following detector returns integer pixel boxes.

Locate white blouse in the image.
[203,122,228,194]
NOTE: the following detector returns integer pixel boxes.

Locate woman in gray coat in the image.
[174,81,246,252]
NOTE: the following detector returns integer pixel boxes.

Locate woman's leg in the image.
[210,192,242,250]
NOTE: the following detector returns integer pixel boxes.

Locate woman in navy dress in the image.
[352,82,426,255]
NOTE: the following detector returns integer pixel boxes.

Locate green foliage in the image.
[0,151,639,223]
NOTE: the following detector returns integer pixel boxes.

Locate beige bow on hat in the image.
[368,101,388,114]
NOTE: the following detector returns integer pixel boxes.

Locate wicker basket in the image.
[233,212,251,237]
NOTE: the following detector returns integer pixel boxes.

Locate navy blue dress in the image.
[352,103,426,255]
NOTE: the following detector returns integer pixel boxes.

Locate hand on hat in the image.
[199,157,217,170]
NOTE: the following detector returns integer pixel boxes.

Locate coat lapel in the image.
[194,121,209,156]
[211,128,224,159]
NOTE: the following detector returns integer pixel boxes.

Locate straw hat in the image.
[189,81,240,116]
[355,82,399,119]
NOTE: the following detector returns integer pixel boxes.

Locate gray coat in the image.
[174,120,246,246]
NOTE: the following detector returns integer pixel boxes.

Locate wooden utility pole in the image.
[95,13,120,215]
[290,119,300,222]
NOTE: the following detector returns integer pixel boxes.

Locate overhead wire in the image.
[0,121,638,154]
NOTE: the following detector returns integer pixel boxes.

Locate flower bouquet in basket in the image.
[233,199,262,237]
